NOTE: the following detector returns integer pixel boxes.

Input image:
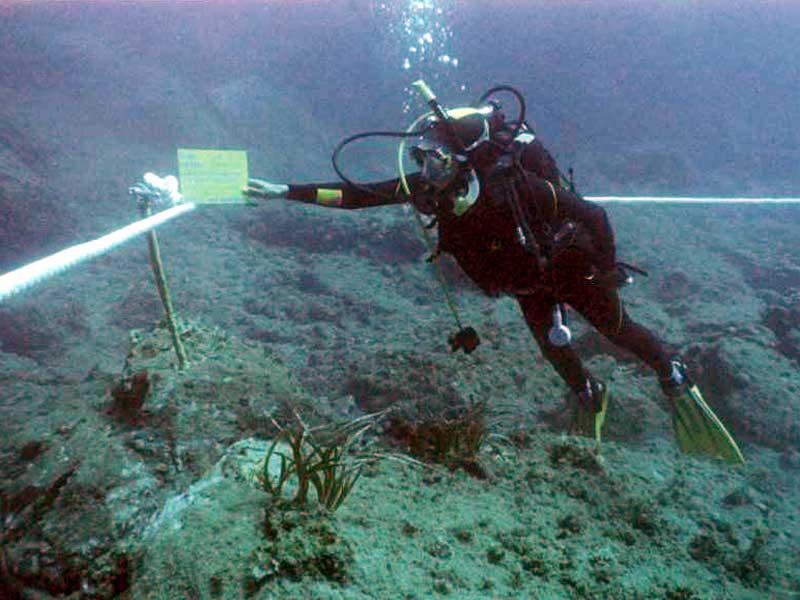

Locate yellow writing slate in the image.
[177,149,249,204]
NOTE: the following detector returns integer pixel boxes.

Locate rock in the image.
[691,339,800,451]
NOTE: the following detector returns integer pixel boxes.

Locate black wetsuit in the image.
[279,139,674,395]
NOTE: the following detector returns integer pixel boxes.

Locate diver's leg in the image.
[517,293,589,392]
[517,294,608,441]
[565,283,673,379]
[567,283,744,462]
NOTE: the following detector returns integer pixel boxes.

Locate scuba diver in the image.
[243,81,744,464]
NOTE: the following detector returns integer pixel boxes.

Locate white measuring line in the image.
[586,196,800,204]
[0,202,196,302]
[2,195,800,303]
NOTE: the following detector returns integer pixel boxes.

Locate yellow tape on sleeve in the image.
[316,189,343,206]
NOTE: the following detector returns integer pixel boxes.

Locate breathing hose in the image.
[396,111,467,326]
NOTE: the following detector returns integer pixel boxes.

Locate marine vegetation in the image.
[388,399,490,478]
[259,410,386,511]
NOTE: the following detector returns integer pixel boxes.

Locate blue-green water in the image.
[0,2,798,598]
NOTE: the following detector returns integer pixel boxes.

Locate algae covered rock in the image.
[110,318,323,485]
[131,438,355,599]
[0,318,326,598]
[691,337,800,451]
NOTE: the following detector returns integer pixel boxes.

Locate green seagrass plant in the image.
[260,410,391,512]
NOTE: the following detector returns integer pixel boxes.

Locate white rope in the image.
[0,202,196,303]
[586,196,800,204]
[2,193,799,304]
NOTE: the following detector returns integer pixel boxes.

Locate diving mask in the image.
[410,139,458,191]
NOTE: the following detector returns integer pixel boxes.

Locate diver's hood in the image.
[424,106,494,153]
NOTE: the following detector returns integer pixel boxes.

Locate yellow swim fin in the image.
[671,384,745,464]
[571,383,609,445]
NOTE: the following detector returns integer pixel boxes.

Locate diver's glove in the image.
[243,178,289,200]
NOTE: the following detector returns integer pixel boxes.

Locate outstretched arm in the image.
[245,174,430,210]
